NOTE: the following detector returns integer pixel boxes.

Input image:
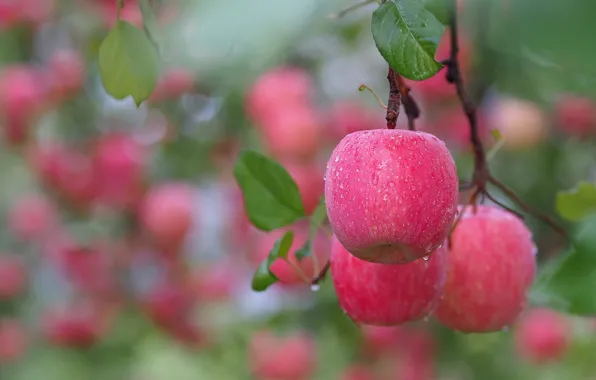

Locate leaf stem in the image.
[359,84,387,109]
[328,0,376,19]
[284,259,313,284]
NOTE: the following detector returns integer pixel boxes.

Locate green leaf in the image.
[139,0,162,54]
[98,20,159,107]
[534,216,596,315]
[251,231,294,291]
[556,182,596,222]
[233,150,306,231]
[371,0,445,81]
[423,0,448,25]
[295,241,312,262]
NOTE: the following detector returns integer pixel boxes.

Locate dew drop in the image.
[422,255,430,261]
[334,156,339,162]
[310,284,320,292]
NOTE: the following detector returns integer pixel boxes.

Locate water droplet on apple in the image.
[334,156,339,162]
[310,284,320,292]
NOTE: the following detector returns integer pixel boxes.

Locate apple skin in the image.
[325,129,458,264]
[433,205,537,333]
[554,94,595,137]
[249,330,317,380]
[514,308,570,364]
[330,236,447,326]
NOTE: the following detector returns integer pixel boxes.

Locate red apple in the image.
[47,49,85,100]
[0,319,27,364]
[59,245,116,298]
[252,223,329,285]
[0,256,26,300]
[140,182,195,252]
[43,304,106,349]
[434,205,537,333]
[330,236,447,326]
[514,308,570,364]
[488,97,548,149]
[339,365,376,380]
[192,260,239,302]
[259,104,322,160]
[325,129,458,264]
[249,330,317,380]
[8,194,56,241]
[144,280,194,329]
[246,66,312,125]
[149,67,195,103]
[554,94,595,137]
[92,132,146,209]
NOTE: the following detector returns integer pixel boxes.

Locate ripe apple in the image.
[325,129,458,264]
[252,222,329,285]
[149,67,195,103]
[0,256,26,300]
[192,260,239,302]
[360,325,403,357]
[394,329,435,380]
[140,182,195,252]
[330,236,447,326]
[0,319,27,364]
[487,97,548,149]
[47,49,85,100]
[144,280,195,329]
[259,104,322,160]
[514,308,570,364]
[245,66,312,126]
[8,194,56,241]
[59,245,116,298]
[249,330,317,380]
[434,205,537,333]
[42,304,106,349]
[554,94,595,137]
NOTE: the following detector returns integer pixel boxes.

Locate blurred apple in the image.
[47,49,86,101]
[8,194,57,242]
[554,94,595,137]
[0,319,27,364]
[488,97,548,150]
[0,255,27,300]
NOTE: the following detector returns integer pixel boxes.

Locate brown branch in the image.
[386,67,401,129]
[489,177,568,239]
[328,0,376,19]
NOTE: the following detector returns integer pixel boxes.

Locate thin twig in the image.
[328,0,376,19]
[359,84,387,109]
[311,261,331,286]
[489,177,568,239]
[386,68,401,129]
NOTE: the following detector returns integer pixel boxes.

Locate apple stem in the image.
[285,259,315,284]
[311,261,331,286]
[444,0,569,241]
[385,68,419,131]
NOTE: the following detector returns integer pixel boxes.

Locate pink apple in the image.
[514,308,570,364]
[47,49,85,100]
[192,260,239,302]
[394,329,435,380]
[325,100,379,141]
[92,132,146,209]
[259,104,322,160]
[144,280,194,329]
[0,319,27,364]
[245,66,312,125]
[0,256,26,300]
[360,325,404,357]
[42,304,106,348]
[554,94,595,137]
[249,330,317,380]
[140,182,195,251]
[488,97,548,149]
[252,222,329,285]
[8,194,56,241]
[339,365,376,380]
[434,205,537,333]
[149,67,195,103]
[59,245,116,298]
[281,160,325,215]
[330,236,447,326]
[325,129,458,264]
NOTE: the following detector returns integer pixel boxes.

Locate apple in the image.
[144,280,195,329]
[92,132,146,209]
[330,236,447,326]
[47,49,85,100]
[8,194,56,241]
[43,304,107,349]
[325,100,379,141]
[245,66,312,126]
[281,160,325,215]
[252,223,329,285]
[259,104,322,161]
[325,129,458,264]
[554,94,595,137]
[149,67,195,103]
[394,329,435,380]
[487,97,548,150]
[514,308,570,364]
[192,260,239,302]
[339,365,376,380]
[140,182,195,252]
[59,245,116,298]
[433,205,537,333]
[249,330,317,380]
[0,256,26,300]
[0,319,27,364]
